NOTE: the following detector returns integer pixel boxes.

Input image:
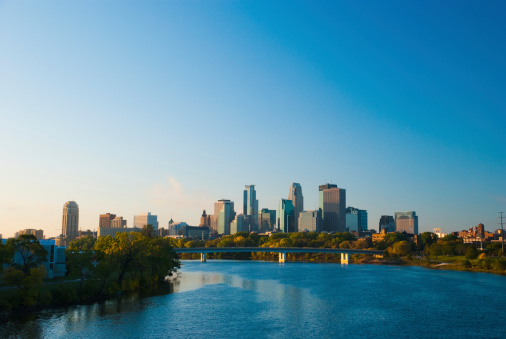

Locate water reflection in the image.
[2,261,506,338]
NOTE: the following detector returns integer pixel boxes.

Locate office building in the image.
[288,183,304,232]
[259,208,276,232]
[279,199,295,233]
[199,210,211,227]
[168,221,189,236]
[230,214,249,235]
[379,215,395,232]
[213,199,236,235]
[62,201,79,245]
[17,229,44,240]
[243,185,259,231]
[346,207,368,232]
[395,211,418,235]
[98,227,140,238]
[319,184,346,232]
[298,210,322,232]
[134,212,159,230]
[99,213,116,228]
[110,216,127,228]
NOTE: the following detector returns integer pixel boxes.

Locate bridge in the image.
[173,247,384,264]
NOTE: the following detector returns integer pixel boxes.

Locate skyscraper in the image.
[395,211,418,235]
[110,216,127,228]
[133,212,159,229]
[62,201,79,245]
[214,199,235,235]
[259,208,276,232]
[346,207,368,232]
[279,199,294,233]
[199,210,211,227]
[298,210,322,232]
[99,213,116,228]
[243,185,259,230]
[379,215,395,232]
[288,183,303,232]
[319,184,346,232]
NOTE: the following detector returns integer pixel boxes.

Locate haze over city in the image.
[1,1,505,239]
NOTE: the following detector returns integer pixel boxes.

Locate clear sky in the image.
[1,1,505,238]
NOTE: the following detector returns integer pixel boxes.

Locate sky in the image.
[1,1,505,238]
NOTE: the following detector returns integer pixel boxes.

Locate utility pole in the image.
[500,212,504,257]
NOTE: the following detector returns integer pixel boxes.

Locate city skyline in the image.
[1,1,505,238]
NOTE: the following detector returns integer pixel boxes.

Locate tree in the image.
[419,232,438,251]
[141,224,156,238]
[429,243,443,259]
[390,241,411,256]
[5,234,48,274]
[67,236,98,299]
[0,240,14,273]
[96,232,148,290]
[465,246,479,260]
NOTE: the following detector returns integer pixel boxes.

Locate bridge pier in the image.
[341,253,349,264]
[279,252,287,263]
[201,253,207,262]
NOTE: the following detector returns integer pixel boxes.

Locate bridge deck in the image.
[173,247,383,255]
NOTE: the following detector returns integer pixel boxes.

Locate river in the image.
[2,260,506,338]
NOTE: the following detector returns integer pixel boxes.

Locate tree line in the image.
[171,231,506,272]
[0,227,179,314]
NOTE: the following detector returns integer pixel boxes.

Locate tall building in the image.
[134,212,159,230]
[17,229,44,240]
[259,208,276,232]
[213,199,235,235]
[319,184,346,232]
[379,215,395,232]
[199,210,211,227]
[288,183,304,232]
[298,210,322,232]
[243,185,259,231]
[230,214,249,235]
[395,211,418,235]
[99,213,116,228]
[62,201,79,245]
[110,216,127,228]
[346,207,368,232]
[279,199,295,233]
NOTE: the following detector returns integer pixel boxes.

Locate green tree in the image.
[465,246,479,260]
[390,241,411,256]
[67,237,98,299]
[5,234,48,274]
[141,224,156,238]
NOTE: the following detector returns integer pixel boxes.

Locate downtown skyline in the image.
[1,1,505,238]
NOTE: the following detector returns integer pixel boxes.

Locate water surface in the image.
[2,261,506,338]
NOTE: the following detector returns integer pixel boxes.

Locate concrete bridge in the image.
[173,247,384,264]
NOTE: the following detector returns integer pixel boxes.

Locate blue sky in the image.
[1,1,505,238]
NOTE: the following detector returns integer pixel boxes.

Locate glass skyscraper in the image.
[279,199,295,233]
[243,185,259,230]
[288,183,303,232]
[319,184,346,233]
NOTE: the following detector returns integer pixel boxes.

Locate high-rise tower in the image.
[279,199,295,233]
[62,201,79,244]
[243,185,259,230]
[395,211,418,235]
[288,183,303,232]
[213,199,236,235]
[319,184,346,232]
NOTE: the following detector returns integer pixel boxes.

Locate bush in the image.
[461,259,472,268]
